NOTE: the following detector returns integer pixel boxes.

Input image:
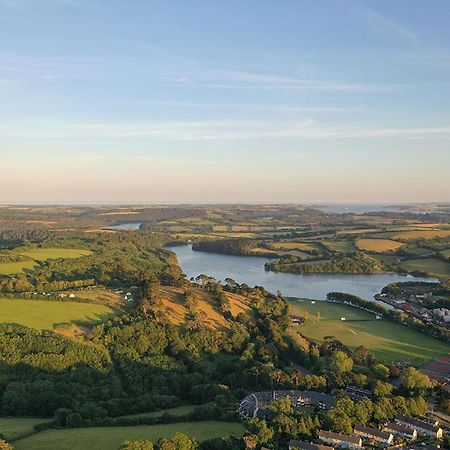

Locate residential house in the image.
[288,440,334,450]
[395,416,443,439]
[383,421,417,440]
[353,425,393,446]
[318,430,362,449]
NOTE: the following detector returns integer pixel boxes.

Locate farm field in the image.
[14,247,92,261]
[0,418,50,441]
[0,247,92,275]
[400,258,450,278]
[14,421,245,450]
[0,298,114,330]
[271,241,318,252]
[356,238,404,253]
[321,240,356,253]
[388,230,450,240]
[288,299,450,363]
[0,259,38,275]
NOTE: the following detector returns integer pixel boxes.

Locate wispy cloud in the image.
[2,120,450,142]
[353,4,419,45]
[167,69,398,93]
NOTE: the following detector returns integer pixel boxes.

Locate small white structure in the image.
[341,317,346,321]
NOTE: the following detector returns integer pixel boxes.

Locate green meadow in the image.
[289,299,450,363]
[0,298,114,330]
[0,247,91,275]
[14,421,245,450]
[400,258,450,278]
[0,417,50,441]
[14,247,92,261]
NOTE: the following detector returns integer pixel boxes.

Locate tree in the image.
[0,439,13,450]
[373,380,393,398]
[248,418,274,444]
[400,367,433,394]
[330,351,353,374]
[122,441,154,450]
[352,346,375,366]
[371,363,390,380]
[268,396,293,415]
[156,433,198,450]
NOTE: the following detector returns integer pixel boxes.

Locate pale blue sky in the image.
[1,0,449,203]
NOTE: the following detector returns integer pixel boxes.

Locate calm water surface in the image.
[171,245,435,300]
[107,222,142,230]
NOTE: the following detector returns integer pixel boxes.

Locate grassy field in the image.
[0,298,114,330]
[120,405,196,419]
[0,418,50,441]
[289,300,450,363]
[400,258,450,278]
[321,240,356,254]
[14,247,92,261]
[0,247,91,275]
[389,230,450,240]
[271,241,318,252]
[155,286,250,330]
[14,421,245,450]
[0,259,38,275]
[355,238,404,253]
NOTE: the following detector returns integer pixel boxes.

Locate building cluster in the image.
[375,292,449,327]
[286,415,443,449]
[238,390,335,420]
[434,308,450,323]
[420,356,450,387]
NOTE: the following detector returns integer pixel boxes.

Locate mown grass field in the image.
[355,238,404,253]
[14,247,92,261]
[0,417,50,441]
[400,258,450,278]
[0,298,114,330]
[289,300,450,363]
[14,421,245,450]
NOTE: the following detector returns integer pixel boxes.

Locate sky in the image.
[1,0,450,204]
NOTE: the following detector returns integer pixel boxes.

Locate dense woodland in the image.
[265,252,396,274]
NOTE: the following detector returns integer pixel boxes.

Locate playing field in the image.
[0,418,50,441]
[355,238,404,253]
[13,421,245,450]
[400,258,450,278]
[0,298,114,330]
[289,300,450,363]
